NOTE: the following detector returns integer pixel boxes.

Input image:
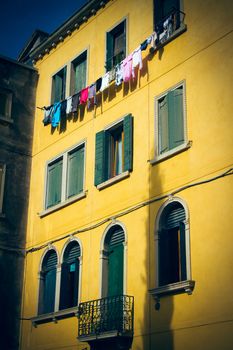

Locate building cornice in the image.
[30,0,110,63]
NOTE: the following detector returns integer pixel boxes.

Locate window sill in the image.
[149,280,195,302]
[150,23,187,54]
[39,191,87,218]
[150,141,192,165]
[31,306,79,327]
[97,171,130,190]
[0,115,13,124]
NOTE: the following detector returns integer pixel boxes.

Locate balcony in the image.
[153,8,186,51]
[78,295,134,347]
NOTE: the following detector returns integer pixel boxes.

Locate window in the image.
[150,198,194,301]
[59,241,81,310]
[51,67,67,104]
[45,143,85,210]
[70,51,87,94]
[158,201,187,286]
[38,249,58,315]
[94,114,133,187]
[0,88,12,120]
[106,20,126,71]
[154,0,182,35]
[0,164,6,213]
[155,83,186,159]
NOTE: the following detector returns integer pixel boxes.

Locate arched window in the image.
[59,240,81,310]
[158,201,186,286]
[151,198,195,299]
[102,224,125,297]
[38,249,58,315]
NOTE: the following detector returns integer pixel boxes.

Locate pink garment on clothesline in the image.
[122,54,133,83]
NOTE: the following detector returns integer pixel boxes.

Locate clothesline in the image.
[41,15,174,127]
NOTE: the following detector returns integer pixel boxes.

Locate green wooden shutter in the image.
[123,114,133,172]
[167,86,184,150]
[46,159,62,208]
[106,31,114,71]
[43,268,56,313]
[75,54,87,93]
[108,244,124,297]
[67,146,84,198]
[158,95,169,154]
[94,131,106,186]
[179,222,187,281]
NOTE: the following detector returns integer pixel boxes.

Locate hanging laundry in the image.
[149,32,157,49]
[66,96,72,114]
[122,54,133,83]
[71,92,80,113]
[51,102,62,128]
[42,105,53,126]
[140,39,148,51]
[61,99,67,118]
[115,63,123,86]
[96,77,102,92]
[132,46,143,78]
[80,87,89,104]
[109,67,116,82]
[88,83,96,108]
[100,72,110,92]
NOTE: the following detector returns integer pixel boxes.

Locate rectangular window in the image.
[154,0,183,43]
[45,143,85,209]
[0,88,12,120]
[51,67,67,104]
[106,20,126,71]
[70,51,87,94]
[155,83,186,158]
[0,164,6,213]
[94,114,133,186]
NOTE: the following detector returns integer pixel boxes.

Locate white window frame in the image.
[149,197,195,303]
[153,80,191,164]
[40,140,87,217]
[0,163,6,214]
[0,88,13,122]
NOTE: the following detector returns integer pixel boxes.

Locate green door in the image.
[108,243,124,297]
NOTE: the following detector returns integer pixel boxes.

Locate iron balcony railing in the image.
[78,295,134,340]
[154,8,186,45]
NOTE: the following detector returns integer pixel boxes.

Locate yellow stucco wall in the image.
[20,0,233,349]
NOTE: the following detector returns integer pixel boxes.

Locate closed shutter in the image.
[53,68,66,103]
[95,131,106,186]
[167,86,184,150]
[108,227,125,297]
[40,250,57,314]
[123,114,133,172]
[67,146,84,198]
[106,31,114,71]
[46,158,62,208]
[75,54,87,93]
[158,95,169,154]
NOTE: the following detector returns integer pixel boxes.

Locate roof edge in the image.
[29,0,110,63]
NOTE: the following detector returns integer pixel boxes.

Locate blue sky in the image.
[0,0,87,60]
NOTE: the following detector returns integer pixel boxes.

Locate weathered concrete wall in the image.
[0,56,38,350]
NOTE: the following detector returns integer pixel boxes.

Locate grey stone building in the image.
[0,55,38,350]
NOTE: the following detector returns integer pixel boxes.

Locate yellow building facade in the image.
[20,0,233,349]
